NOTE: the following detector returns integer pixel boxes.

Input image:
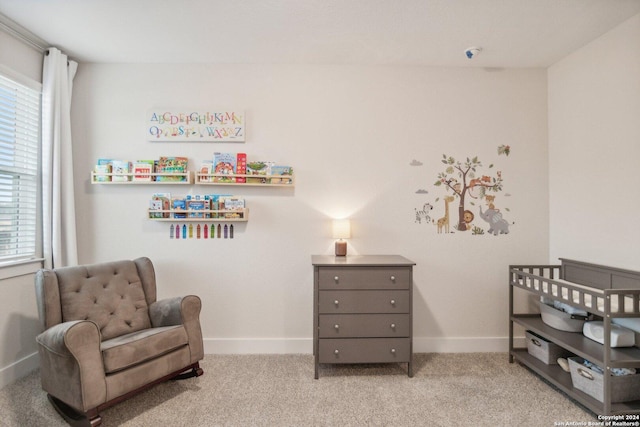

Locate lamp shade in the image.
[332,219,351,239]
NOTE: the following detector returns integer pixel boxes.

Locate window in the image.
[0,69,41,263]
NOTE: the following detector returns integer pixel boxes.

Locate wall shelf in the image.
[91,171,193,184]
[195,173,294,187]
[148,208,249,222]
[91,160,290,234]
[91,171,294,187]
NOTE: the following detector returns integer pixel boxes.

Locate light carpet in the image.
[0,353,594,426]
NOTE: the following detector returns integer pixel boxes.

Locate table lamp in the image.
[332,219,351,256]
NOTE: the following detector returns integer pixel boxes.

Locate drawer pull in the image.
[390,348,396,354]
[334,276,339,282]
[390,275,396,282]
[390,299,396,305]
[334,324,340,330]
[390,323,396,329]
[334,349,340,355]
[531,338,542,347]
[334,300,339,306]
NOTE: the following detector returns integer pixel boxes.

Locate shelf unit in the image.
[509,259,640,416]
[91,171,295,187]
[91,171,193,184]
[195,173,294,187]
[91,163,294,231]
[148,208,249,222]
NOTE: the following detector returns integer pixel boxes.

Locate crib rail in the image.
[510,265,640,317]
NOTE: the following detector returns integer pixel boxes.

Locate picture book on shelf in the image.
[213,152,237,183]
[186,194,210,218]
[172,198,187,218]
[246,161,271,183]
[221,196,245,218]
[149,199,163,218]
[132,160,154,181]
[206,194,232,218]
[157,156,188,181]
[94,159,112,182]
[198,161,213,183]
[236,153,247,183]
[110,160,131,182]
[270,165,293,184]
[150,193,171,218]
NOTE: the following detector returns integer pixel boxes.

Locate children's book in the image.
[221,196,245,218]
[111,160,130,182]
[246,161,270,184]
[198,161,213,183]
[132,160,154,182]
[149,199,163,218]
[236,153,247,183]
[94,159,112,182]
[157,157,188,182]
[202,197,211,218]
[208,194,231,218]
[270,165,293,184]
[172,198,187,218]
[213,152,236,183]
[186,194,209,218]
[151,193,171,218]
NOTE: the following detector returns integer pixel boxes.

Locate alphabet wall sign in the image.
[147,110,245,142]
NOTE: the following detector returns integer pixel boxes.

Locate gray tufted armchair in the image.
[34,257,204,426]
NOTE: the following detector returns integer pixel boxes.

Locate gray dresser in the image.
[312,255,415,379]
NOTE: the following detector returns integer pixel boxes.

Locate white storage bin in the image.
[525,331,571,364]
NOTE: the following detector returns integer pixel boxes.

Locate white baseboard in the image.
[204,336,527,354]
[0,352,39,389]
[204,338,313,354]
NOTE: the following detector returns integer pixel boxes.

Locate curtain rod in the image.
[0,12,49,53]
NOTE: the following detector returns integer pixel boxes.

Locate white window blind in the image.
[0,71,40,262]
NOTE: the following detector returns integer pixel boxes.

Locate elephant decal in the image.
[478,206,510,235]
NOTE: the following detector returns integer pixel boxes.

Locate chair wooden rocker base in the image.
[48,362,204,427]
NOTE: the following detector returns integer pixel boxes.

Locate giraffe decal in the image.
[436,196,455,233]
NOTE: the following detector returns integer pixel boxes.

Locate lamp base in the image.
[335,241,347,256]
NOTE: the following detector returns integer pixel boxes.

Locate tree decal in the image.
[434,154,504,232]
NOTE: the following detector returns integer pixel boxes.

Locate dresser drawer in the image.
[318,290,410,314]
[319,314,410,338]
[318,338,411,364]
[318,266,411,290]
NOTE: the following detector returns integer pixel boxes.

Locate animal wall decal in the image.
[478,205,510,235]
[436,195,455,233]
[414,203,434,224]
[429,150,512,235]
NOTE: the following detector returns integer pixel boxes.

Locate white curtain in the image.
[42,47,79,269]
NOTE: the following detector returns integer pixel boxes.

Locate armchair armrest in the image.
[149,295,201,327]
[149,295,203,363]
[36,320,106,412]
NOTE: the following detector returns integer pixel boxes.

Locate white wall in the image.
[0,30,43,388]
[548,13,640,270]
[72,64,549,353]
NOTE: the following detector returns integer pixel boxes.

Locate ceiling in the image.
[1,0,639,67]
